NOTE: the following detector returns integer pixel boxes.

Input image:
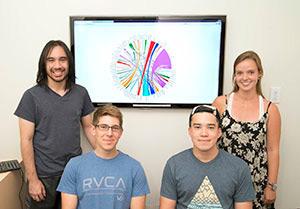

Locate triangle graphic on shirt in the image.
[187,176,223,209]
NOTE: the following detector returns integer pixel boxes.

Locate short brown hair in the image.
[92,105,123,128]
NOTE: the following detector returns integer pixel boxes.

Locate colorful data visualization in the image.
[113,38,173,98]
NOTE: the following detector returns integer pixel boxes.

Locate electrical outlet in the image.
[270,87,280,103]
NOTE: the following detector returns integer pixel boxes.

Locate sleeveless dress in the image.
[218,93,272,209]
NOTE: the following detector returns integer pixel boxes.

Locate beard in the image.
[47,68,69,83]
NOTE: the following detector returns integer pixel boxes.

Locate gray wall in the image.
[1,0,300,208]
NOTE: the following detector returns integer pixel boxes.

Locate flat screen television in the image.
[70,16,226,108]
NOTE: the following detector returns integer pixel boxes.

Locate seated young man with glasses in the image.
[57,105,150,209]
[159,105,255,209]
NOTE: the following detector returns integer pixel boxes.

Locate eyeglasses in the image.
[95,124,122,133]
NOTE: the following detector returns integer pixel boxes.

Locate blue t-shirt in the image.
[57,151,150,209]
[160,149,255,209]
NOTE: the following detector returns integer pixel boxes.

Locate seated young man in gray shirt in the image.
[159,105,255,209]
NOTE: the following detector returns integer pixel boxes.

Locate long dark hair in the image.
[36,40,75,89]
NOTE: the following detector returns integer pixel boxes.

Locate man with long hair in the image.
[14,40,95,209]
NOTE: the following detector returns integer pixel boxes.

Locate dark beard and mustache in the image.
[47,68,68,83]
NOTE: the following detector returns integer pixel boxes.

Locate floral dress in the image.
[218,102,272,209]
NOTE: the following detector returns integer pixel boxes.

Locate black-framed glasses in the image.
[95,124,122,133]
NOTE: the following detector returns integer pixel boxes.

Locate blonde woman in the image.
[213,51,281,209]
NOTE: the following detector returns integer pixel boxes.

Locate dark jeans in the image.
[26,176,61,209]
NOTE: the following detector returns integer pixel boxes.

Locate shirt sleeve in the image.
[234,164,256,202]
[81,87,94,117]
[57,158,78,195]
[132,163,150,197]
[14,90,36,123]
[160,159,177,200]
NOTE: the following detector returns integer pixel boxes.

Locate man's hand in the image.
[28,178,46,202]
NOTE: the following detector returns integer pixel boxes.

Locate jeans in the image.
[26,175,61,209]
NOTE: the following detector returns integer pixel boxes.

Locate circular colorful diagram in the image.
[113,38,173,98]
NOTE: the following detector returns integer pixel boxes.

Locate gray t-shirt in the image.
[14,84,94,177]
[160,149,255,209]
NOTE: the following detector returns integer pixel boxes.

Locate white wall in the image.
[1,0,300,208]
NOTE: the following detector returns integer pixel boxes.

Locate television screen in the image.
[70,16,226,108]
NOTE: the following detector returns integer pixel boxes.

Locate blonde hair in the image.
[232,50,264,97]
